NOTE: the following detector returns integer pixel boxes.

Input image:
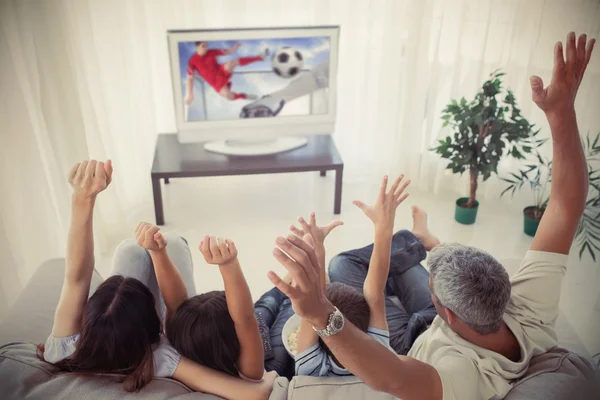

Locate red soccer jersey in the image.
[187,49,229,91]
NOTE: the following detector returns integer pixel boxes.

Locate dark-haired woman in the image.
[39,160,275,399]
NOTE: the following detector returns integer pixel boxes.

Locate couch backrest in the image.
[0,342,220,400]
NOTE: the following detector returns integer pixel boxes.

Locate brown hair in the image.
[320,282,370,358]
[166,291,240,376]
[38,276,161,392]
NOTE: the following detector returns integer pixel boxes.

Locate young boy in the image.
[292,175,411,377]
[185,41,268,104]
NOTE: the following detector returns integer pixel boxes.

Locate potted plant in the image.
[500,141,551,236]
[432,70,535,224]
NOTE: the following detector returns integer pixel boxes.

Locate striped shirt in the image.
[295,327,393,377]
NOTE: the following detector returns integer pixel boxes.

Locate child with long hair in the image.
[39,159,275,399]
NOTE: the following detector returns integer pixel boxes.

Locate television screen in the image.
[168,27,339,143]
[179,37,330,122]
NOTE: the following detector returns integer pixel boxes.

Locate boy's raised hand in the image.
[289,212,343,248]
[199,235,238,267]
[136,222,167,252]
[353,175,411,233]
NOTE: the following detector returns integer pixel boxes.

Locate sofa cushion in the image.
[287,375,396,400]
[503,347,599,400]
[0,342,290,400]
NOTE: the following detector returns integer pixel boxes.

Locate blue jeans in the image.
[254,287,295,379]
[328,230,437,355]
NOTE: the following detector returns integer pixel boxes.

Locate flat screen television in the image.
[167,26,339,155]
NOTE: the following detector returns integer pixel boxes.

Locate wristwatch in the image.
[312,307,345,337]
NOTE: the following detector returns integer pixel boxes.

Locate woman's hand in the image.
[289,212,343,249]
[135,222,167,252]
[68,160,113,202]
[199,235,238,267]
[353,175,410,234]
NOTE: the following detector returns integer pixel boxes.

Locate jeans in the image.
[254,287,295,379]
[328,230,437,355]
[110,233,197,325]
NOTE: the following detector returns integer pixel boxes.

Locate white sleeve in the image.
[509,251,568,324]
[43,334,79,363]
[294,343,328,377]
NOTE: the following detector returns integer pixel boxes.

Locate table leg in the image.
[152,177,165,226]
[334,167,343,215]
[320,170,327,177]
[164,178,170,184]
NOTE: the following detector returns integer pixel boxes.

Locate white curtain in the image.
[1,0,599,312]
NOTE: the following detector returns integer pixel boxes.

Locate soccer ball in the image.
[272,47,304,78]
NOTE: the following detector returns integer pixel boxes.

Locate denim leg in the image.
[254,287,289,328]
[264,298,295,379]
[110,233,196,324]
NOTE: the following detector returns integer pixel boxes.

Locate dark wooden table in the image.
[151,134,344,225]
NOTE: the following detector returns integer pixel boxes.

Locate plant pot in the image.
[523,206,544,237]
[455,197,479,225]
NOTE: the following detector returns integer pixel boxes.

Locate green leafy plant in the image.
[577,132,600,261]
[500,136,551,220]
[432,70,536,208]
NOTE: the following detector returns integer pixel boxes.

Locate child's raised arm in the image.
[135,223,188,320]
[51,160,112,338]
[354,175,410,330]
[200,236,264,381]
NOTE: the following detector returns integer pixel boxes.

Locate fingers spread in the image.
[577,33,587,70]
[353,200,367,211]
[388,174,404,197]
[585,38,595,67]
[566,32,577,70]
[286,234,320,275]
[378,175,388,200]
[272,246,311,290]
[297,216,311,233]
[394,178,411,198]
[289,224,304,236]
[552,42,565,82]
[396,192,410,205]
[324,220,344,235]
[267,271,298,299]
[309,211,316,227]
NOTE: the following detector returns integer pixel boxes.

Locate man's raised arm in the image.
[530,32,595,254]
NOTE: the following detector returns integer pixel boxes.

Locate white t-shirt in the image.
[296,326,393,377]
[408,250,569,400]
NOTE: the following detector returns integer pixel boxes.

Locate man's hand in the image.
[136,222,167,252]
[289,212,343,249]
[185,94,195,105]
[353,175,410,234]
[68,159,113,201]
[530,32,595,119]
[199,235,239,267]
[268,234,335,328]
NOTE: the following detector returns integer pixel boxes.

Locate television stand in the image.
[204,137,308,156]
[151,134,344,225]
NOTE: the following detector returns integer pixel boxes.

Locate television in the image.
[167,26,339,155]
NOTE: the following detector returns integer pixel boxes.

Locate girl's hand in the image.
[68,159,113,201]
[135,222,167,252]
[199,235,238,266]
[288,212,343,249]
[353,175,410,233]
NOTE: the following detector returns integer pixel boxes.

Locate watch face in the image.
[332,313,344,330]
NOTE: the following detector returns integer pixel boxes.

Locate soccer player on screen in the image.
[185,41,268,104]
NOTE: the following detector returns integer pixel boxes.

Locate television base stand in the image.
[204,137,308,156]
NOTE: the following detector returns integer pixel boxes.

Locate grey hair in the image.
[428,243,511,335]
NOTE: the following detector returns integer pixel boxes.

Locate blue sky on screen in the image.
[177,36,330,121]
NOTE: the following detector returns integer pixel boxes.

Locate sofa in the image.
[1,259,598,399]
